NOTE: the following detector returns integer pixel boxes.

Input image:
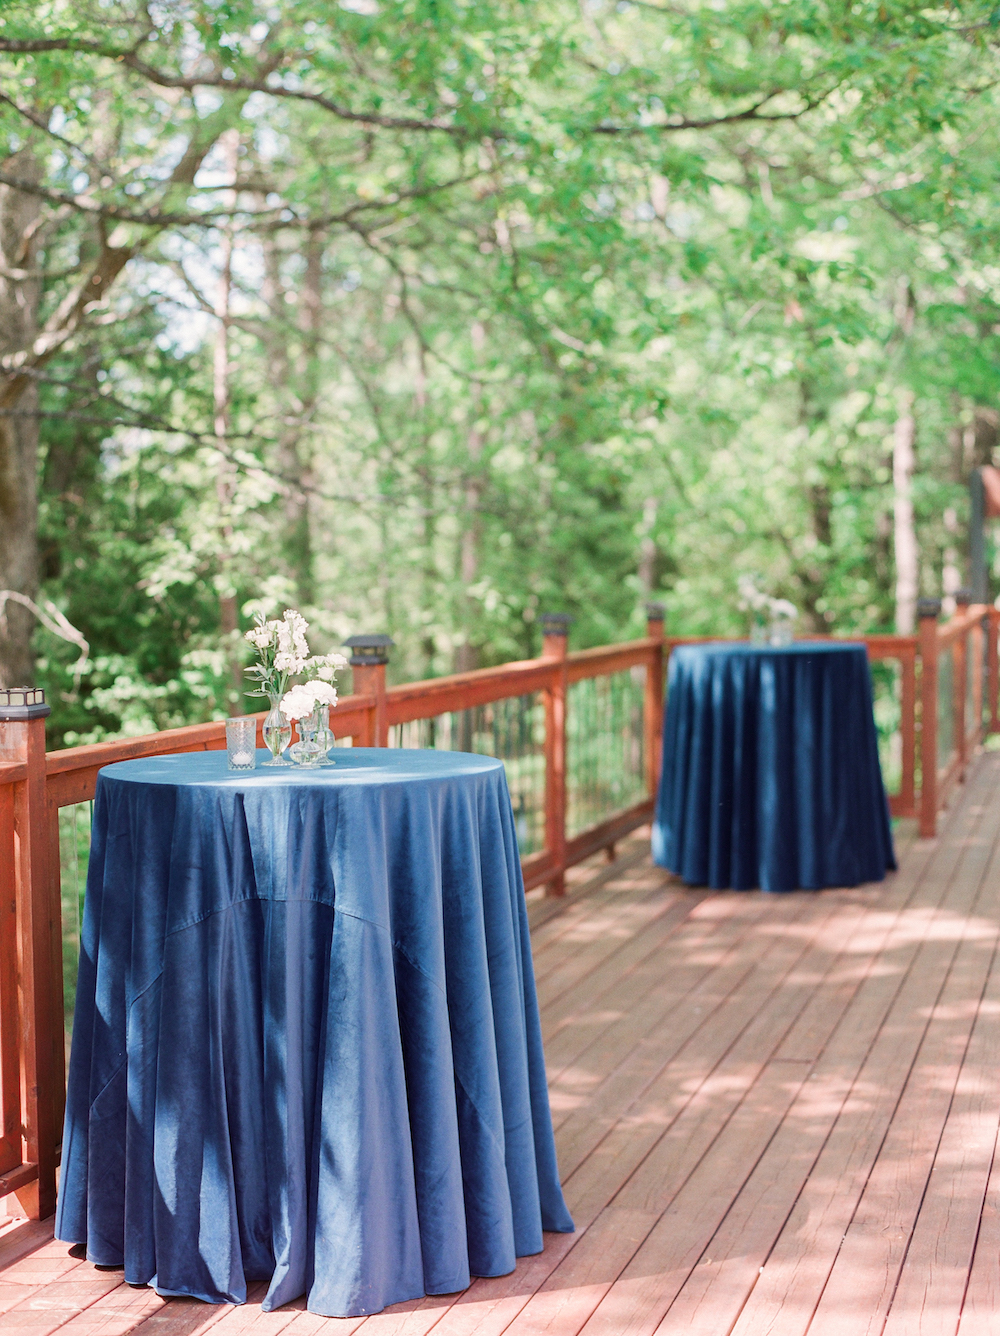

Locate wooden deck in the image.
[6,751,1000,1334]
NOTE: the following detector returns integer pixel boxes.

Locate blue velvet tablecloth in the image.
[56,749,573,1318]
[652,642,895,892]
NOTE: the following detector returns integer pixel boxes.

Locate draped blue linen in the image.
[56,749,573,1318]
[652,643,895,892]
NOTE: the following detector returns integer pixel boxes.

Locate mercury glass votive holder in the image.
[226,717,257,771]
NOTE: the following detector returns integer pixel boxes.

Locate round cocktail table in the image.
[56,749,573,1317]
[652,642,895,891]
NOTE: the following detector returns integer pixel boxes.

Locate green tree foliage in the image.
[1,0,999,741]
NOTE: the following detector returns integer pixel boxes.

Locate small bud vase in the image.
[289,708,323,767]
[315,703,335,766]
[262,696,292,766]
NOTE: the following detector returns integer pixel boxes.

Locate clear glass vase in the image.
[768,615,795,647]
[262,697,292,766]
[288,708,323,767]
[315,704,335,767]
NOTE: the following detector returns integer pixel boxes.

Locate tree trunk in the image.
[214,131,242,702]
[262,223,319,606]
[967,407,999,472]
[414,348,437,678]
[454,322,485,678]
[0,152,42,687]
[637,497,658,594]
[286,227,322,605]
[893,395,918,634]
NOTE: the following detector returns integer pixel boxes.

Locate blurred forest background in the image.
[2,0,1000,746]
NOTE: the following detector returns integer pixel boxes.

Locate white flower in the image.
[278,609,310,659]
[737,576,769,612]
[769,598,798,620]
[280,686,317,721]
[245,625,274,649]
[274,651,307,674]
[305,652,348,682]
[280,680,339,720]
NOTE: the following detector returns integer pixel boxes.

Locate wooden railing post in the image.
[918,599,942,839]
[989,608,1000,734]
[971,611,985,747]
[898,645,917,818]
[645,602,665,799]
[954,592,970,777]
[344,635,393,747]
[541,613,571,897]
[0,688,59,1219]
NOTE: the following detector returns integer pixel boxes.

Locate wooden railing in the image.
[1,601,998,1219]
[918,599,998,837]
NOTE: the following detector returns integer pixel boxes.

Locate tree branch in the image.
[0,91,104,169]
[0,166,477,231]
[0,168,269,226]
[0,37,461,134]
[589,88,834,134]
[1,99,256,397]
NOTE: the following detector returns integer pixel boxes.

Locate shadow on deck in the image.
[5,754,1000,1335]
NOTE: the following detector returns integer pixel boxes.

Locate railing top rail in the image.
[566,636,660,665]
[663,631,919,647]
[0,761,28,784]
[855,633,919,653]
[565,639,658,683]
[386,658,559,725]
[47,719,229,775]
[384,637,669,724]
[938,604,991,647]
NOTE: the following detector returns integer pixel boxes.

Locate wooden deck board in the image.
[7,758,1000,1336]
[727,755,1000,1336]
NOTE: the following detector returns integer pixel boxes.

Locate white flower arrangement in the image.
[738,577,798,645]
[280,680,339,722]
[244,609,346,706]
[737,577,798,624]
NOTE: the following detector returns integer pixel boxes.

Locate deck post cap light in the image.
[343,633,395,667]
[540,613,574,636]
[645,601,666,622]
[0,686,51,721]
[955,588,973,606]
[917,598,943,620]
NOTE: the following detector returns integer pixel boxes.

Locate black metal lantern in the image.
[0,686,51,720]
[342,634,395,667]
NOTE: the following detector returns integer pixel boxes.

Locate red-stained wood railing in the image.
[2,601,999,1220]
[0,762,27,1193]
[918,600,999,837]
[0,717,61,1222]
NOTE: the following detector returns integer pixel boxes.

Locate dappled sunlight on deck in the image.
[7,752,1000,1333]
